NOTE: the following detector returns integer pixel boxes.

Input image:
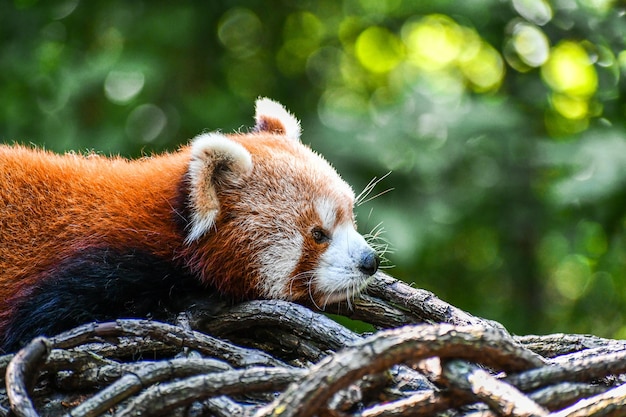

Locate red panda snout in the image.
[308,222,379,306]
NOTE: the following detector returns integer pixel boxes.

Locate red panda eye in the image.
[311,227,330,244]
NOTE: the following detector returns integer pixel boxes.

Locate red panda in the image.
[0,98,379,351]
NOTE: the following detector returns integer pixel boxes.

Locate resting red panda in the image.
[0,98,379,351]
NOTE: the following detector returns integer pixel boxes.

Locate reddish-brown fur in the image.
[0,132,353,336]
[0,146,190,331]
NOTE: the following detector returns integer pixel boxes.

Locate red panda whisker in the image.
[307,278,324,311]
[367,221,386,238]
[357,187,395,206]
[322,293,332,311]
[364,222,395,264]
[288,270,316,300]
[355,171,392,207]
[290,270,316,282]
[355,173,388,206]
[345,286,353,310]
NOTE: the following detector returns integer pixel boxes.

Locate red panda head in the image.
[183,98,379,307]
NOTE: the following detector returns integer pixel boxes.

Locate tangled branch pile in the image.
[3,273,626,417]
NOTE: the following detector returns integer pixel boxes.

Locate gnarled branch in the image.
[2,273,626,417]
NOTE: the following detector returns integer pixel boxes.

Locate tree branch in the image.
[2,274,626,417]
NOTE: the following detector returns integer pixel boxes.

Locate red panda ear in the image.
[254,97,302,141]
[186,133,253,243]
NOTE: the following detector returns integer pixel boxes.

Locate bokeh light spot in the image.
[277,12,325,76]
[403,15,463,70]
[512,0,553,25]
[126,104,166,143]
[552,255,592,301]
[542,41,598,123]
[459,42,505,92]
[355,26,404,74]
[511,22,550,67]
[217,8,263,58]
[542,41,598,97]
[551,93,589,120]
[104,71,144,104]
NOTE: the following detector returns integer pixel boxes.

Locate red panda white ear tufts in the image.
[254,97,301,141]
[186,133,253,243]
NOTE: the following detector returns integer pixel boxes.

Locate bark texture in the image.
[3,272,626,417]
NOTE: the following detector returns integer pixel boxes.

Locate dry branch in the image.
[256,324,542,417]
[441,359,548,417]
[69,358,233,417]
[6,337,50,417]
[2,272,626,417]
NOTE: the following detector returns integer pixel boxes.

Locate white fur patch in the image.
[315,197,337,231]
[186,215,215,244]
[189,133,253,173]
[314,222,375,304]
[186,133,253,243]
[257,232,304,299]
[255,98,301,141]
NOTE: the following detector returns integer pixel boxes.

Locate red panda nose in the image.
[359,251,380,276]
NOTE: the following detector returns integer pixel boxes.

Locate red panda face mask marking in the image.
[184,98,379,306]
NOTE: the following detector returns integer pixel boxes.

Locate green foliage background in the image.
[2,0,626,337]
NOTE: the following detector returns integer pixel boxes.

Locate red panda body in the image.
[0,99,379,351]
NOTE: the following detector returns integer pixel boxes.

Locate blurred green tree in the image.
[2,0,626,337]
